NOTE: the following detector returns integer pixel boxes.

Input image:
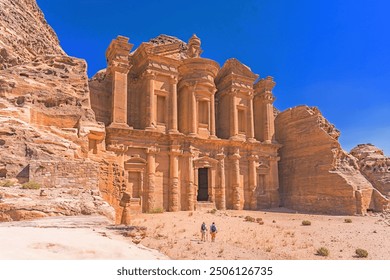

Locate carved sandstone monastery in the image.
[0,0,388,223]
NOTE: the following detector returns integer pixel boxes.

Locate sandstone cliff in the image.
[275,106,388,214]
[351,144,390,197]
[0,0,113,221]
[0,0,65,69]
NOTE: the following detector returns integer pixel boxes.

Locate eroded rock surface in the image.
[275,106,388,214]
[351,144,390,197]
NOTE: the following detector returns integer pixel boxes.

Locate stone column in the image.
[169,75,178,133]
[248,96,255,141]
[210,92,217,138]
[268,156,280,207]
[169,145,181,212]
[216,151,226,210]
[146,147,157,211]
[248,154,258,210]
[230,95,238,138]
[190,90,197,136]
[254,76,276,143]
[185,151,195,211]
[230,148,241,210]
[106,36,133,128]
[145,71,156,130]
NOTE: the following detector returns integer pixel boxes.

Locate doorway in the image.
[197,168,209,201]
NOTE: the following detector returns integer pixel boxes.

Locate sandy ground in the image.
[0,209,389,260]
[0,215,168,260]
[133,208,390,260]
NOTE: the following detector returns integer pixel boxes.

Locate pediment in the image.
[216,58,258,83]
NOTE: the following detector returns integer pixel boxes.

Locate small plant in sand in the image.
[265,246,273,252]
[258,221,264,225]
[188,211,194,217]
[302,220,311,226]
[256,217,263,223]
[21,181,41,189]
[208,208,217,214]
[355,248,368,258]
[344,218,352,223]
[148,207,164,214]
[316,247,329,257]
[0,180,15,187]
[245,216,256,222]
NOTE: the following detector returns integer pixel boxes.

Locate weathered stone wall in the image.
[29,160,99,189]
[275,106,388,214]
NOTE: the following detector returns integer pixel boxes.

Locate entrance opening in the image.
[197,168,209,201]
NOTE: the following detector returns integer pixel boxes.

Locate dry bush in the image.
[302,220,311,226]
[245,216,256,222]
[21,181,41,189]
[344,218,352,223]
[148,207,164,214]
[256,217,263,222]
[0,180,15,187]
[316,247,329,257]
[355,248,368,258]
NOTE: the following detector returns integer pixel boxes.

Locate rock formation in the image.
[0,0,113,221]
[351,144,390,197]
[275,106,388,214]
[0,0,388,223]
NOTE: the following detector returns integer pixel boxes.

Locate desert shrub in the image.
[355,248,368,258]
[0,180,14,187]
[344,218,352,223]
[147,207,164,214]
[21,181,41,189]
[316,247,329,257]
[245,216,256,222]
[302,220,311,226]
[256,217,263,223]
[258,221,264,225]
[208,209,217,214]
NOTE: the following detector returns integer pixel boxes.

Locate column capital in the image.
[146,146,160,154]
[169,75,178,84]
[248,154,259,161]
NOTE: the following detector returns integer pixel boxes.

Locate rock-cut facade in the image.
[90,35,280,213]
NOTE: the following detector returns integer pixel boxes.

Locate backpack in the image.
[201,223,206,231]
[210,224,217,233]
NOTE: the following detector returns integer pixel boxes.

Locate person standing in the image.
[200,222,207,242]
[210,222,217,242]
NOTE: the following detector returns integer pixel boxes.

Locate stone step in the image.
[195,201,216,211]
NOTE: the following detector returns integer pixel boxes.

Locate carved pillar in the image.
[230,95,238,138]
[145,71,156,130]
[169,75,178,133]
[190,89,197,136]
[268,156,280,207]
[216,151,226,210]
[230,148,241,210]
[146,147,157,211]
[106,36,133,128]
[210,92,216,138]
[169,145,181,211]
[248,154,258,210]
[248,97,255,141]
[184,151,195,211]
[254,76,276,143]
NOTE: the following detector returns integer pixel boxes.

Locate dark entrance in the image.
[197,168,209,201]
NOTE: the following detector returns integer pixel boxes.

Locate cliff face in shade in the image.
[351,144,390,198]
[275,106,388,215]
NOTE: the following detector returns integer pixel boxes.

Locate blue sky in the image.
[37,0,390,155]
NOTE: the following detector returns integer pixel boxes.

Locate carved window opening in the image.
[237,108,246,134]
[198,100,209,127]
[197,168,209,201]
[156,95,166,124]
